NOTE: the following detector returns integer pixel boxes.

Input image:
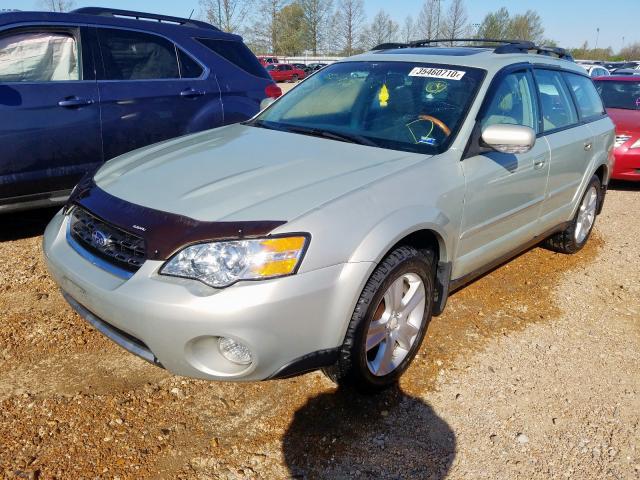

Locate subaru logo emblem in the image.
[91,230,110,248]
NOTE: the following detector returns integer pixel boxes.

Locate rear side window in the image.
[196,38,269,79]
[481,70,539,132]
[534,69,579,132]
[0,31,79,82]
[97,28,179,80]
[563,72,605,120]
[177,48,203,78]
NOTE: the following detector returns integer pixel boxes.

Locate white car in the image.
[579,64,611,77]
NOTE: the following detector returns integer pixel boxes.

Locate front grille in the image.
[69,207,146,272]
[615,135,631,148]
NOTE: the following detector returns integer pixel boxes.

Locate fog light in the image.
[218,337,252,365]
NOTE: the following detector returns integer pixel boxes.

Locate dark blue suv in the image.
[0,7,281,212]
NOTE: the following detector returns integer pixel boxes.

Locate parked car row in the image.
[577,60,640,77]
[0,7,281,212]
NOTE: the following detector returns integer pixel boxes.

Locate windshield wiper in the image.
[284,124,379,147]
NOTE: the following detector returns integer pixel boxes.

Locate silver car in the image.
[43,40,614,391]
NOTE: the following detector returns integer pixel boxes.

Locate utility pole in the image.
[595,27,600,50]
[435,0,441,38]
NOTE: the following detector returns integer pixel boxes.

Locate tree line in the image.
[33,0,640,60]
[202,0,477,56]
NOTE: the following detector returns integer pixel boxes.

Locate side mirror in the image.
[481,124,536,154]
[260,97,276,110]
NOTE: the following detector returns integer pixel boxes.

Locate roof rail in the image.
[372,38,574,61]
[72,7,219,31]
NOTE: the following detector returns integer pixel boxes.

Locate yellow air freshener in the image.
[379,84,389,107]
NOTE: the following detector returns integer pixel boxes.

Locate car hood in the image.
[606,108,640,134]
[94,124,426,222]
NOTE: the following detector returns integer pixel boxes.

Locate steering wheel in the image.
[418,115,451,137]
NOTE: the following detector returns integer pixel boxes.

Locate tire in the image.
[291,74,299,82]
[323,245,435,392]
[544,175,601,254]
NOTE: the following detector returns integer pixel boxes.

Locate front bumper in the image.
[612,147,640,181]
[43,211,374,381]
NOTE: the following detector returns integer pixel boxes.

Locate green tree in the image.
[507,10,544,43]
[275,2,307,55]
[299,0,333,55]
[476,7,510,40]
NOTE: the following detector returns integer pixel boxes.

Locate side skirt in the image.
[448,221,571,294]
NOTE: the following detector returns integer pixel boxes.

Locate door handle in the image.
[533,155,547,170]
[584,142,593,151]
[180,88,205,98]
[58,97,94,108]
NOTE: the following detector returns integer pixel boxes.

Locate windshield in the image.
[594,80,640,110]
[252,61,485,154]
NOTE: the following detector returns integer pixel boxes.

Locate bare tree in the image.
[417,0,442,40]
[40,0,74,12]
[299,0,333,55]
[364,9,399,49]
[333,0,366,56]
[442,0,468,45]
[200,0,252,33]
[401,15,416,43]
[620,42,640,60]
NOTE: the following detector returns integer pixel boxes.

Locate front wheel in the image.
[323,245,435,392]
[544,175,601,254]
[291,74,299,82]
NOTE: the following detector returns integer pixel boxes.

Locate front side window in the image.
[481,70,538,132]
[534,69,579,132]
[253,61,485,154]
[97,29,179,80]
[0,30,79,82]
[563,72,605,120]
[594,80,640,110]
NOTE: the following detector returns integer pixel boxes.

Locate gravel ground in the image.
[0,181,638,480]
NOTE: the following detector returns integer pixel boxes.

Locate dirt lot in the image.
[1,181,639,480]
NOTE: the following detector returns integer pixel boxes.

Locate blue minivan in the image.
[0,7,281,212]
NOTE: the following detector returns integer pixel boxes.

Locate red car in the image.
[594,76,640,181]
[266,64,306,83]
[257,55,279,66]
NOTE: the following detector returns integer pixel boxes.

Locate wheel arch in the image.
[348,206,451,266]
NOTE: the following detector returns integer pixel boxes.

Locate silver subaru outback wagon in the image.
[43,40,614,391]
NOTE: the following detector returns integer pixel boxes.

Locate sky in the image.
[4,0,639,50]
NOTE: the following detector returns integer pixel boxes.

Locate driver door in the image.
[454,67,551,278]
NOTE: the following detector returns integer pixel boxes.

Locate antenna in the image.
[188,9,194,19]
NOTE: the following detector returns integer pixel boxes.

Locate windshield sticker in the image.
[379,84,390,107]
[409,67,466,80]
[419,136,438,145]
[426,80,448,94]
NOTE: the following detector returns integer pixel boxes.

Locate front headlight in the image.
[630,138,640,149]
[159,235,309,288]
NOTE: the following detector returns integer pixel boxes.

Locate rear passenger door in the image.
[0,26,101,201]
[94,27,222,160]
[457,67,550,277]
[534,68,592,230]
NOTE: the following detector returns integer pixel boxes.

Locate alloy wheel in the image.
[365,273,426,376]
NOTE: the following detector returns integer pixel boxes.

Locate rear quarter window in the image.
[196,38,269,79]
[563,72,605,120]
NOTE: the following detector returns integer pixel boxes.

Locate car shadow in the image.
[608,179,640,192]
[282,385,455,479]
[0,207,58,242]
